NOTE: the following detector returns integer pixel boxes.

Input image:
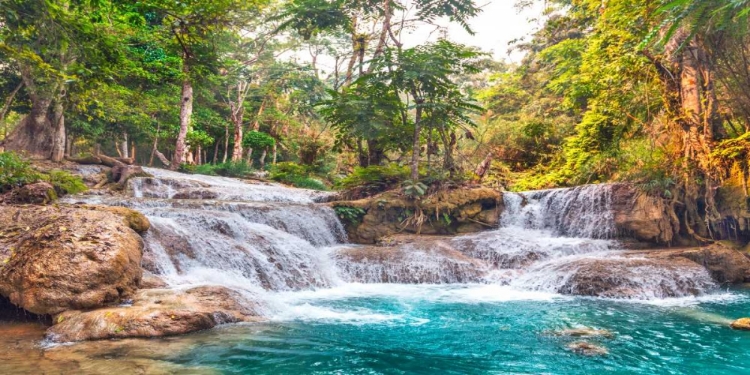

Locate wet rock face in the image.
[333,187,503,244]
[46,287,262,342]
[4,182,57,204]
[730,318,750,331]
[0,205,144,315]
[550,257,715,299]
[334,240,489,284]
[643,244,750,284]
[609,184,679,245]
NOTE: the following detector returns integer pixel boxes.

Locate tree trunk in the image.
[231,113,244,161]
[1,81,23,140]
[149,122,160,167]
[259,148,267,170]
[213,138,220,164]
[50,99,66,162]
[272,142,277,165]
[3,94,54,159]
[475,153,493,182]
[196,145,202,165]
[120,132,129,159]
[171,59,193,170]
[367,139,384,166]
[252,99,266,131]
[223,124,229,163]
[410,99,424,181]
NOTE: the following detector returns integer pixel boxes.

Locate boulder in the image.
[642,244,750,284]
[0,205,144,315]
[46,286,262,342]
[5,182,57,204]
[140,273,169,289]
[610,184,679,245]
[81,205,151,233]
[548,257,716,299]
[332,187,502,244]
[730,318,750,331]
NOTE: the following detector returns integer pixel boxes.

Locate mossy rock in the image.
[6,182,58,204]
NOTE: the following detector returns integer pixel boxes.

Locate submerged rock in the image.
[567,341,608,356]
[730,318,750,331]
[553,328,614,339]
[0,205,144,315]
[46,286,262,342]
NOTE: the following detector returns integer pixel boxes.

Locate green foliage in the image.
[334,206,366,224]
[290,176,328,191]
[337,164,410,191]
[44,170,88,195]
[269,162,329,191]
[186,161,254,178]
[187,129,215,148]
[402,179,428,199]
[0,152,41,193]
[0,152,86,195]
[242,131,276,150]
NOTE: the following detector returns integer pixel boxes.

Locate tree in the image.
[135,0,268,169]
[0,0,124,161]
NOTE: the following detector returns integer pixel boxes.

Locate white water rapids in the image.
[65,168,721,323]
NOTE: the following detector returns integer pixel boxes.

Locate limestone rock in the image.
[5,182,57,204]
[642,244,750,284]
[333,241,489,284]
[140,273,169,289]
[551,257,715,299]
[46,286,262,342]
[332,187,502,244]
[171,189,220,200]
[0,205,143,315]
[82,205,151,233]
[730,318,750,330]
[610,184,678,245]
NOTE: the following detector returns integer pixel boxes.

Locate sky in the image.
[286,1,546,75]
[404,1,545,62]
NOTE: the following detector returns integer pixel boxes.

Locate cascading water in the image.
[42,168,750,374]
[65,168,720,317]
[65,167,347,317]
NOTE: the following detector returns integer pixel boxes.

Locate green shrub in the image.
[334,206,366,224]
[270,162,308,181]
[0,152,42,193]
[185,161,254,178]
[243,131,275,150]
[213,161,253,178]
[44,170,88,195]
[290,176,328,191]
[268,162,329,191]
[336,164,410,192]
[193,163,218,176]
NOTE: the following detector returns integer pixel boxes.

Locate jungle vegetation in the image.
[1,0,749,241]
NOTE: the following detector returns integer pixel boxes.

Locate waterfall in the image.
[501,185,617,238]
[66,168,345,299]
[65,170,718,308]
